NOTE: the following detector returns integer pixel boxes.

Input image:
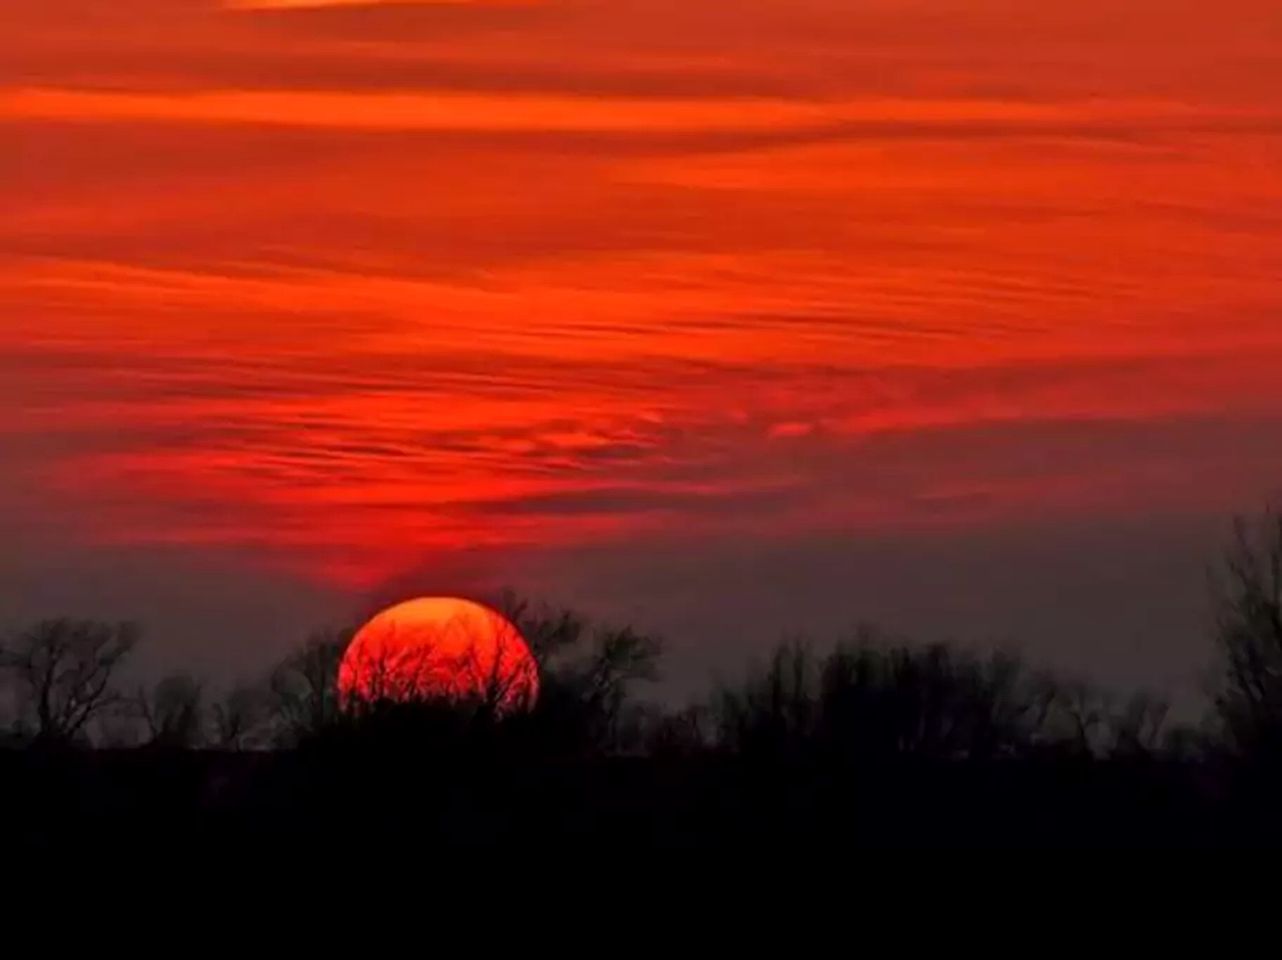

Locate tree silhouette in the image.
[0,619,139,745]
[268,629,348,745]
[0,588,1257,850]
[506,597,664,753]
[1106,692,1171,758]
[1212,506,1282,756]
[716,641,814,758]
[711,631,1161,762]
[137,673,204,749]
[210,683,271,750]
[501,593,586,669]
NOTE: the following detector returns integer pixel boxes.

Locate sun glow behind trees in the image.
[338,598,539,713]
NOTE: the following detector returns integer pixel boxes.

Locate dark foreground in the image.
[6,750,1282,853]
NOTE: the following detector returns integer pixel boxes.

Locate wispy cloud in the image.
[11,87,1244,134]
[3,0,1281,590]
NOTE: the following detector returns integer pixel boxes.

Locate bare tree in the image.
[268,630,348,744]
[575,626,664,749]
[498,593,665,751]
[717,641,815,756]
[0,619,139,745]
[210,684,271,750]
[1212,506,1282,754]
[645,704,709,757]
[502,593,586,670]
[1059,680,1108,756]
[717,632,1096,761]
[1105,692,1170,758]
[137,673,204,749]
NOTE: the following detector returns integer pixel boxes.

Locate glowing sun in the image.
[338,597,539,712]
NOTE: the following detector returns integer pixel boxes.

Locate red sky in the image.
[3,1,1282,688]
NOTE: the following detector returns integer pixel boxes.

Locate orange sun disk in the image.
[338,597,539,712]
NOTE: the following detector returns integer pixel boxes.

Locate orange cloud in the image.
[3,0,1282,588]
[224,1,532,7]
[4,87,1250,133]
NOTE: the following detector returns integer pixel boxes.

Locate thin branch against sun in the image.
[338,598,540,714]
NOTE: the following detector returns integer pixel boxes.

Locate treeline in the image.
[0,598,665,754]
[1,508,1279,767]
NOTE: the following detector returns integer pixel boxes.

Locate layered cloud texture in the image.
[5,0,1282,588]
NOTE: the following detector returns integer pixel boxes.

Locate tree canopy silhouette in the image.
[0,618,138,746]
[1212,505,1282,757]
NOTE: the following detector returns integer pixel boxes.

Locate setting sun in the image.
[337,597,539,712]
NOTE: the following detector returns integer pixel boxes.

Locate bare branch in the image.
[0,619,139,746]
